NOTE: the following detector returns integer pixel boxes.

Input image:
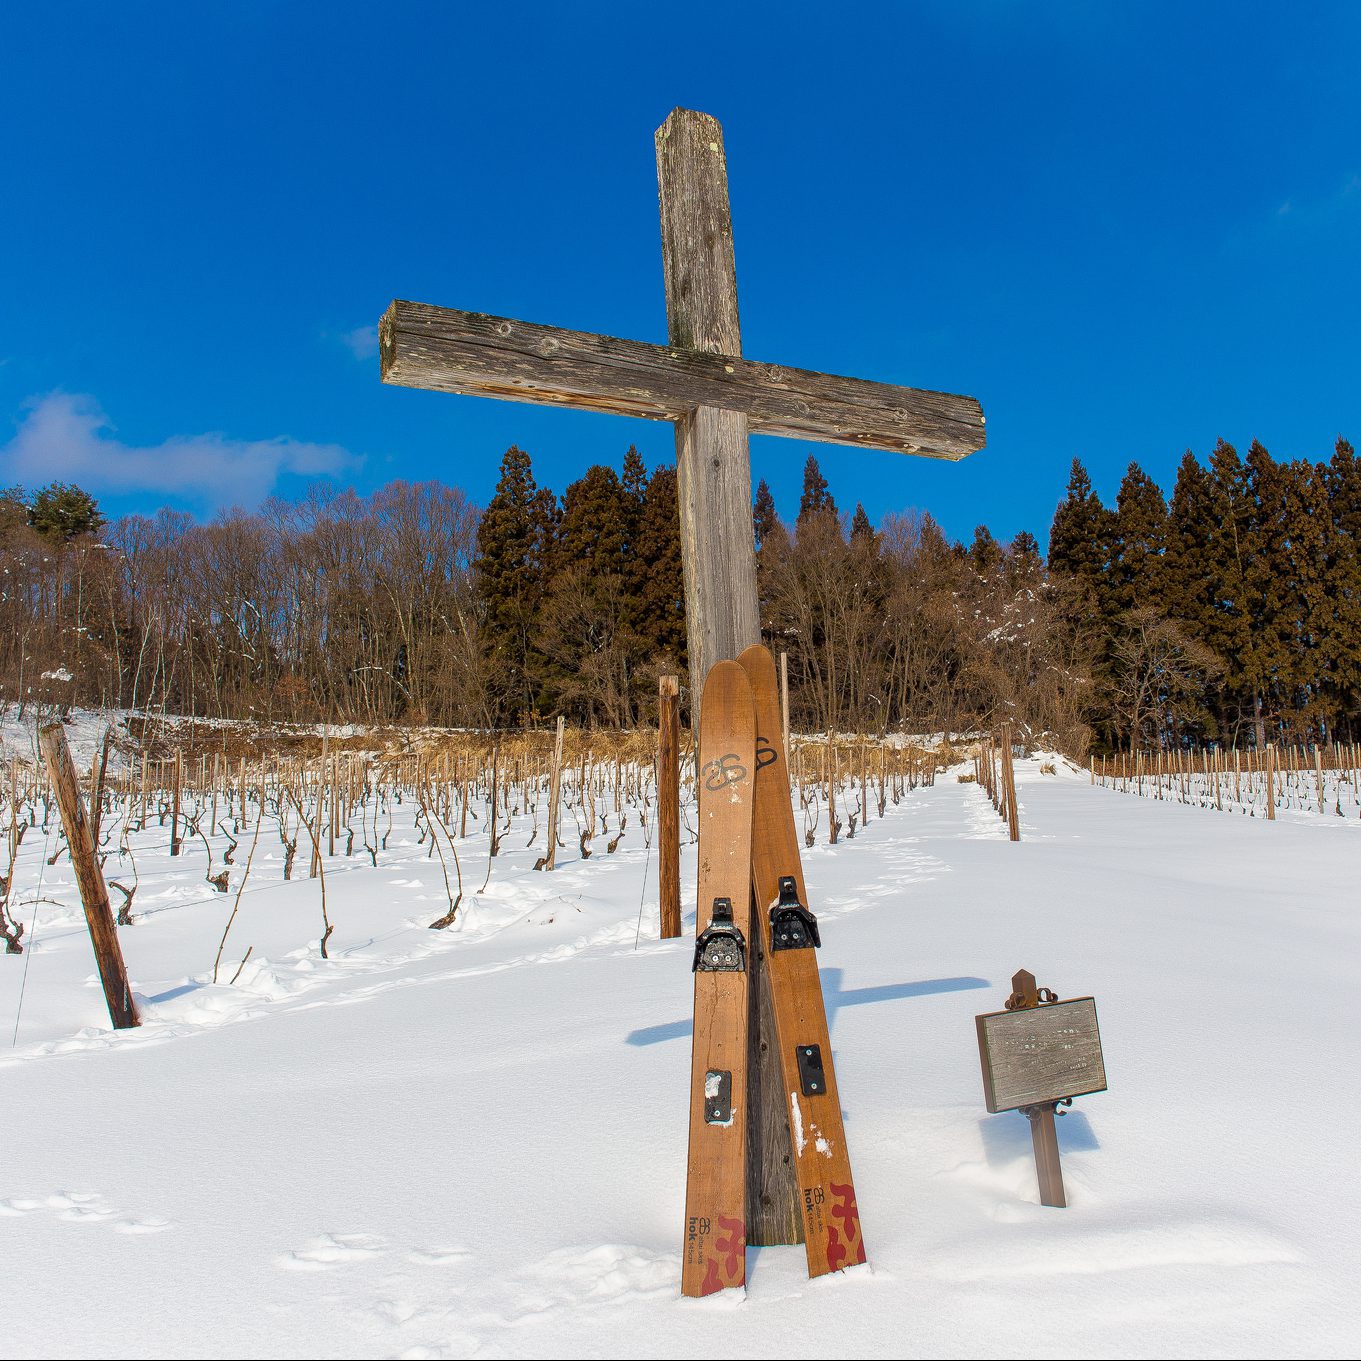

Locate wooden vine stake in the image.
[541,716,566,871]
[170,747,183,856]
[38,724,140,1030]
[658,675,681,939]
[1000,723,1020,841]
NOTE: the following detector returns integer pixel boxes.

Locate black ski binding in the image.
[770,876,821,951]
[693,898,746,972]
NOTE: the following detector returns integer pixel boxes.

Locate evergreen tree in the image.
[1205,438,1271,744]
[1272,456,1333,733]
[474,446,554,720]
[557,464,629,576]
[630,464,687,667]
[797,455,837,527]
[1047,459,1118,742]
[620,445,648,558]
[28,482,105,541]
[1047,459,1112,583]
[753,479,779,550]
[850,503,875,545]
[1324,438,1361,736]
[1108,461,1168,616]
[1161,450,1221,739]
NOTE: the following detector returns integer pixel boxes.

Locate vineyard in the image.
[1090,743,1361,821]
[0,712,944,979]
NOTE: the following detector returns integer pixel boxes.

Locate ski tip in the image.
[700,659,755,712]
[736,642,773,669]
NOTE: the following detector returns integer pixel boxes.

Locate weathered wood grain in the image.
[976,997,1107,1113]
[380,300,985,461]
[654,106,761,700]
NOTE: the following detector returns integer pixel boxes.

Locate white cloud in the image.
[1,392,361,509]
[340,324,379,360]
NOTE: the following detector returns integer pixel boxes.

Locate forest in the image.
[4,432,1359,753]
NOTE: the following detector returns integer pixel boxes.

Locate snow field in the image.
[1,752,1358,1359]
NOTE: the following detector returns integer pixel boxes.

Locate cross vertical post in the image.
[654,109,760,694]
[656,108,800,1245]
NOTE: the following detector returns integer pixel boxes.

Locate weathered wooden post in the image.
[655,110,760,695]
[170,747,183,856]
[657,675,681,940]
[656,108,798,1241]
[1000,722,1020,842]
[488,742,502,857]
[541,716,566,871]
[1265,742,1277,821]
[38,725,140,1030]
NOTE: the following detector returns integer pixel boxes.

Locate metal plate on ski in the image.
[704,1070,734,1124]
[795,1044,826,1097]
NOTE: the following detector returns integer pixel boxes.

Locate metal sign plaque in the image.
[976,997,1107,1113]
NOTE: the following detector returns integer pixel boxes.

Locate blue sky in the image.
[2,2,1358,546]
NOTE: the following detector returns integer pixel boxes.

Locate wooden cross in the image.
[380,108,985,692]
[378,107,986,1243]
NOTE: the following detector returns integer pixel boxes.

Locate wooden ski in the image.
[681,660,758,1297]
[738,643,867,1277]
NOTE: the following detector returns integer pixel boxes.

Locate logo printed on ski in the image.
[829,1182,866,1267]
[699,1214,746,1294]
[701,752,748,790]
[755,736,778,769]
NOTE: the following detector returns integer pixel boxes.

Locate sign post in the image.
[976,968,1107,1208]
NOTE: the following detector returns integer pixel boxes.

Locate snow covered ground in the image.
[1,755,1357,1359]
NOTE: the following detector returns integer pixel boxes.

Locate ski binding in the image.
[770,876,821,951]
[693,897,747,972]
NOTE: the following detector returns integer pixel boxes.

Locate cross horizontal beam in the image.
[380,300,985,461]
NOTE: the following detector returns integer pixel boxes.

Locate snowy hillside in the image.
[2,756,1357,1358]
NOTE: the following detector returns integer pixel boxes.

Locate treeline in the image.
[3,433,1357,751]
[1050,437,1361,749]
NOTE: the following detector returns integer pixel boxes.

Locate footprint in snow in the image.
[280,1232,388,1270]
[0,1197,45,1215]
[1,1192,173,1235]
[408,1245,471,1267]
